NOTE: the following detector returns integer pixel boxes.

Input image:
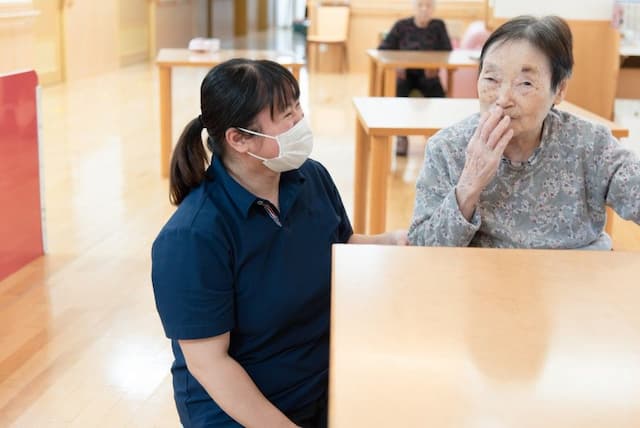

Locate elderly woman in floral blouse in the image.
[409,15,640,250]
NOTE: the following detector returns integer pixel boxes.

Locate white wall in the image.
[248,0,258,30]
[193,0,209,37]
[275,0,306,27]
[492,0,614,20]
[212,0,234,40]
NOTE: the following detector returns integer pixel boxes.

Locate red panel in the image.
[0,70,43,281]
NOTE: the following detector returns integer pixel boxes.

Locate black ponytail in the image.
[169,117,208,205]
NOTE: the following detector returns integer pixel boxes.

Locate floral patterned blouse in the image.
[408,108,640,249]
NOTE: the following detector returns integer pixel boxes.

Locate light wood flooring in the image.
[1,29,639,427]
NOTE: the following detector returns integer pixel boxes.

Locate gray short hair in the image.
[479,15,573,91]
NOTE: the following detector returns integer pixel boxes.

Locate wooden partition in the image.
[32,0,63,85]
[31,1,150,83]
[2,0,125,84]
[567,21,620,120]
[0,1,38,76]
[258,0,269,31]
[62,1,120,81]
[151,0,202,55]
[234,0,246,36]
[119,0,150,65]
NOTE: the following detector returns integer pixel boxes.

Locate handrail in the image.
[150,0,192,4]
[0,10,40,20]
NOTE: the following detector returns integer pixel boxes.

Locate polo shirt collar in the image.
[279,167,306,220]
[208,156,306,219]
[209,157,257,218]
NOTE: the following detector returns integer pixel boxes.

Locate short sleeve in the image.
[151,227,235,340]
[332,184,353,244]
[313,161,353,243]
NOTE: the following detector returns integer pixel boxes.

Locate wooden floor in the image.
[1,29,639,427]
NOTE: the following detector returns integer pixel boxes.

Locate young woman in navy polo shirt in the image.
[151,59,407,428]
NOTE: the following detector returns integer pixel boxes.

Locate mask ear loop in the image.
[236,128,281,161]
[201,128,212,167]
[236,127,276,140]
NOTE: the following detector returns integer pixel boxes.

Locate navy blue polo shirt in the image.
[151,157,353,427]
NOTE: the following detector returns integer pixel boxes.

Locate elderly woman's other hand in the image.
[456,106,513,221]
[348,230,409,245]
[388,229,409,245]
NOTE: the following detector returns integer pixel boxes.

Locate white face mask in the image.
[237,117,314,172]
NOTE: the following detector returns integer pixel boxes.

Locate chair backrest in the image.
[459,20,490,49]
[311,5,350,41]
[448,21,491,98]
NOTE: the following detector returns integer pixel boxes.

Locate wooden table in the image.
[618,44,640,99]
[330,245,640,428]
[620,44,640,57]
[352,97,630,234]
[156,48,305,177]
[366,48,480,97]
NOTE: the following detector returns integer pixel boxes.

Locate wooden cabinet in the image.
[119,0,150,65]
[0,1,38,76]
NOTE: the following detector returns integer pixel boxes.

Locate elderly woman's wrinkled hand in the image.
[462,107,513,191]
[455,106,513,220]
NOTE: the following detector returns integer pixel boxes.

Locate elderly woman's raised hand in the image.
[455,106,513,221]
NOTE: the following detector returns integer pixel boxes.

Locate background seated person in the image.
[378,0,452,155]
[408,15,640,250]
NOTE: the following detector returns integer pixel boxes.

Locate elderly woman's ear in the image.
[553,79,569,106]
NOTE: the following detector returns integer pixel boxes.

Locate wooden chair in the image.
[306,4,350,72]
[448,20,490,98]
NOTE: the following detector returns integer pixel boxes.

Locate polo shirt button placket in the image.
[257,200,282,227]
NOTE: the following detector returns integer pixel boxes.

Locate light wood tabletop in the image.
[352,97,630,234]
[330,245,640,428]
[155,48,305,177]
[620,44,640,57]
[366,48,481,97]
[156,48,305,68]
